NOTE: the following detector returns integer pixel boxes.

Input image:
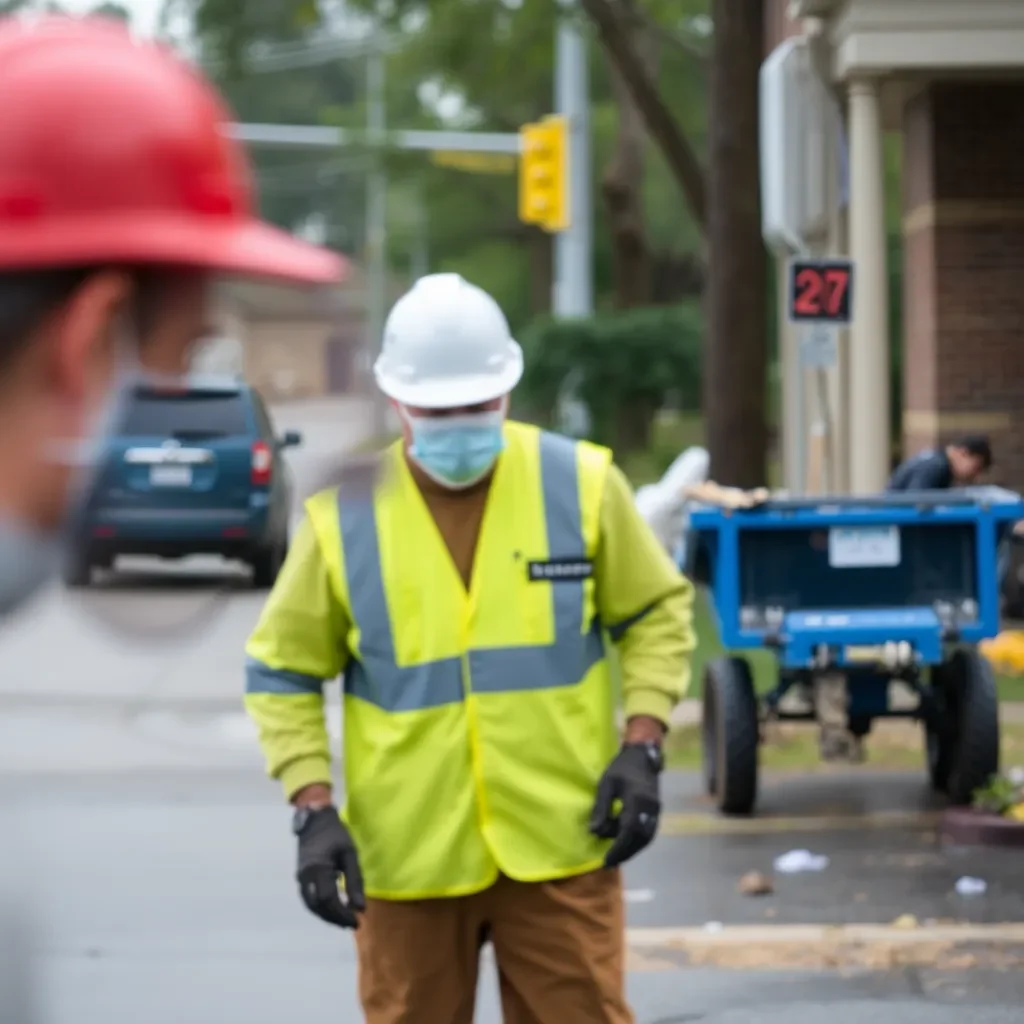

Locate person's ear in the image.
[49,270,133,404]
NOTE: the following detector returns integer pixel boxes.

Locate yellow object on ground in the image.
[1006,802,1024,822]
[980,630,1024,676]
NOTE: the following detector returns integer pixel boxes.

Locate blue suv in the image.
[66,377,300,589]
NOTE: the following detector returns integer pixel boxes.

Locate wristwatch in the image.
[292,803,333,836]
[635,741,664,774]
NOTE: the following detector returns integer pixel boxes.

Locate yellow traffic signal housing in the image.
[518,116,569,233]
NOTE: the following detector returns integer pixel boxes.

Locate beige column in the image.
[778,253,804,492]
[826,102,850,494]
[847,78,890,493]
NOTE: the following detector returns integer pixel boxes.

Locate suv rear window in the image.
[120,389,249,438]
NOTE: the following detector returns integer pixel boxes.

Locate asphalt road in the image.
[0,398,1021,1023]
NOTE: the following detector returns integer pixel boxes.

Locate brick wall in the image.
[902,82,1024,488]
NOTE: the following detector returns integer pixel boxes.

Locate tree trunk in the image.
[650,251,705,303]
[704,0,768,488]
[579,0,706,230]
[601,24,656,309]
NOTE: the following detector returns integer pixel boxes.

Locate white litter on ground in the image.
[954,876,988,897]
[624,889,656,904]
[773,849,830,874]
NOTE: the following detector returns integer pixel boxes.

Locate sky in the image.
[61,0,163,35]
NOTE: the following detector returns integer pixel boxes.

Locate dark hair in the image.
[951,434,993,470]
[0,268,95,372]
[0,266,185,376]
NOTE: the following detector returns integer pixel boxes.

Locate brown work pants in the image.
[355,869,634,1024]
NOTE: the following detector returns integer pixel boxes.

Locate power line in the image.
[199,33,400,77]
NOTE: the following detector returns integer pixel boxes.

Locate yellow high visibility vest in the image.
[308,421,617,900]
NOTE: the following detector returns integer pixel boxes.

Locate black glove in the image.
[588,743,663,868]
[294,806,366,929]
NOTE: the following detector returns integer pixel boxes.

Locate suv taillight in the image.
[251,441,272,486]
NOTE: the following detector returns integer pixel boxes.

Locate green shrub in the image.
[516,303,704,456]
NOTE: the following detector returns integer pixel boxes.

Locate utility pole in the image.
[365,32,388,436]
[553,2,592,317]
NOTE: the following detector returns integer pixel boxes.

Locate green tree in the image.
[175,0,712,330]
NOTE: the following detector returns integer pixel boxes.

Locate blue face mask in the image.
[406,409,506,489]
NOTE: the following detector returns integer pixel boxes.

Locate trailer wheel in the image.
[702,657,759,815]
[924,663,954,793]
[942,649,1000,806]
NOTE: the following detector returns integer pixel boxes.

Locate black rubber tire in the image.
[61,552,92,589]
[92,550,115,572]
[251,534,287,590]
[944,649,1000,806]
[702,656,759,815]
[924,663,954,793]
[1000,540,1024,619]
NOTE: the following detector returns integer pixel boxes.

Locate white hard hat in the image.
[373,273,524,408]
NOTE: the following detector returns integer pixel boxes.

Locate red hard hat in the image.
[0,16,345,284]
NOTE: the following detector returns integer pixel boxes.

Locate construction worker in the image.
[886,435,993,491]
[245,273,695,1023]
[0,15,344,616]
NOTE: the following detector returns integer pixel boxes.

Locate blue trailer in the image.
[685,487,1024,815]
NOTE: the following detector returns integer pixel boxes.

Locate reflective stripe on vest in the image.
[340,430,604,713]
[245,658,323,695]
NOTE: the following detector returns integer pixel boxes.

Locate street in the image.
[0,400,1022,1023]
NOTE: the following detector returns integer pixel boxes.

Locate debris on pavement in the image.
[737,871,774,896]
[891,913,919,929]
[773,849,830,873]
[955,876,988,896]
[623,888,655,904]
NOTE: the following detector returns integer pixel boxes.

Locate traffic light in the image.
[518,116,569,233]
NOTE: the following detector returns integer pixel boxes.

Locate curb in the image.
[658,809,939,836]
[623,923,1024,969]
[626,923,1024,947]
[941,807,1024,848]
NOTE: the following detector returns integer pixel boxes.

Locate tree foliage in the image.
[170,0,770,482]
[517,304,703,454]
[172,0,711,332]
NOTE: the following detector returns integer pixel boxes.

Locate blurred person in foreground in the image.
[245,272,696,1023]
[0,15,343,1023]
[0,15,344,618]
[886,435,992,492]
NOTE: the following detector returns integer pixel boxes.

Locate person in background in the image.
[886,436,992,492]
[0,15,343,617]
[0,18,343,1023]
[245,273,696,1024]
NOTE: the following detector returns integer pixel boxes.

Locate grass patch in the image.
[666,719,1024,772]
[620,411,706,487]
[619,410,782,489]
[997,674,1024,702]
[689,589,777,696]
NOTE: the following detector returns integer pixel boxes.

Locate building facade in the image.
[767,0,1024,492]
[208,267,379,403]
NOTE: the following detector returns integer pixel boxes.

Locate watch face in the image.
[292,807,311,835]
